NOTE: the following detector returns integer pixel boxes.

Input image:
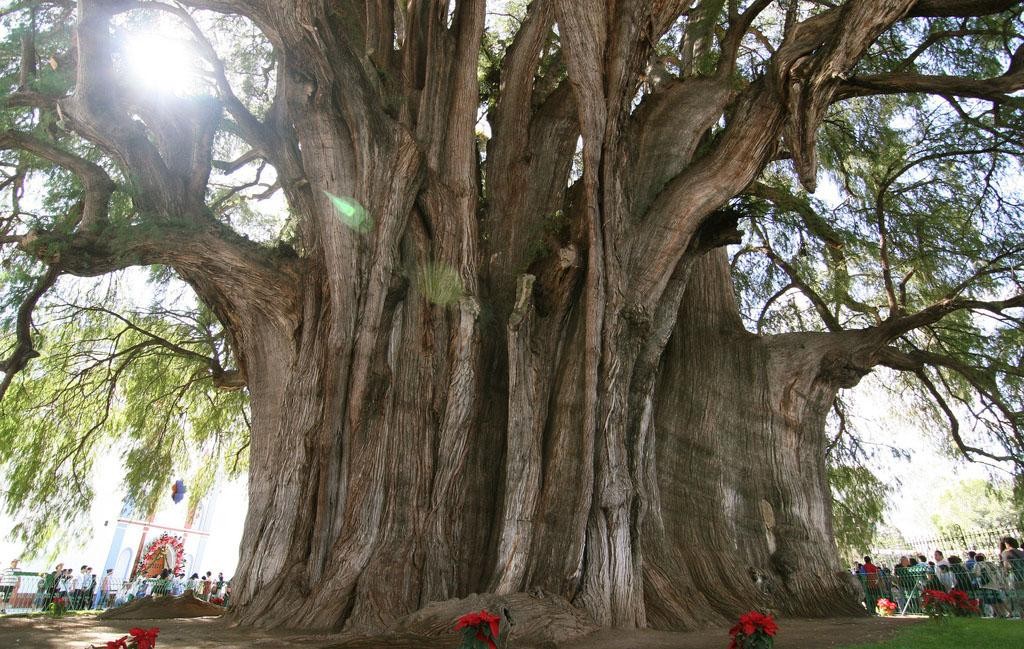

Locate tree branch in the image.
[750,234,843,332]
[0,130,115,230]
[879,292,1024,339]
[837,68,1024,103]
[908,0,1022,17]
[907,366,1018,464]
[0,266,60,400]
[67,303,245,389]
[716,0,774,79]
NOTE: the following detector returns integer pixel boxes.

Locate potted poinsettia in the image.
[876,598,898,616]
[455,609,501,649]
[728,611,778,649]
[47,596,68,618]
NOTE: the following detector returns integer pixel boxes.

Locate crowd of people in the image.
[0,558,231,613]
[853,536,1024,618]
[115,569,231,607]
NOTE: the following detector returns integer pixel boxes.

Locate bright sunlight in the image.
[119,26,204,97]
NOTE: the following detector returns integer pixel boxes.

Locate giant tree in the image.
[1,0,1023,633]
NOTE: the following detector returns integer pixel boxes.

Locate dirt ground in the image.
[0,615,922,649]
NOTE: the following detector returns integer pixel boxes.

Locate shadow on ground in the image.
[0,614,922,649]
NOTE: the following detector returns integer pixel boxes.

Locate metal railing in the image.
[869,526,1023,566]
[854,558,1024,617]
[1,573,230,615]
[0,573,119,613]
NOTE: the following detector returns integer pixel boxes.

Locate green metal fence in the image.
[855,558,1024,617]
[1,572,230,614]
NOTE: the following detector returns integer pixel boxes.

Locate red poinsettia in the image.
[129,627,160,649]
[728,611,777,649]
[104,636,129,649]
[454,609,501,649]
[922,589,979,617]
[876,598,898,615]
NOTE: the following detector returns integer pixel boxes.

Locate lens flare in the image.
[324,192,374,234]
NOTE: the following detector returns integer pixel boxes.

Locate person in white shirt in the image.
[74,566,91,609]
[57,568,73,608]
[0,559,19,613]
[937,565,956,591]
[933,550,950,568]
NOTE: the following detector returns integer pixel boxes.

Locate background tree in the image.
[930,477,1021,532]
[1,0,1023,633]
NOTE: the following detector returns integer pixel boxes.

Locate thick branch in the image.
[879,292,1024,339]
[0,266,60,400]
[716,0,774,79]
[0,130,115,230]
[837,69,1024,102]
[909,0,1022,17]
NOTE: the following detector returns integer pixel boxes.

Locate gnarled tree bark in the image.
[3,0,1023,635]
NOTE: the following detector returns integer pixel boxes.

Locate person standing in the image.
[202,571,213,601]
[999,536,1024,618]
[893,556,912,612]
[45,564,62,598]
[0,559,19,613]
[73,565,90,609]
[974,554,1009,618]
[862,556,882,613]
[57,568,73,610]
[95,569,114,610]
[947,556,972,593]
[85,567,96,609]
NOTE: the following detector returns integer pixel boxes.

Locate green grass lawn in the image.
[840,617,1022,649]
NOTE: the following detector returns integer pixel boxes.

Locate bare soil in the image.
[97,593,225,620]
[0,615,921,649]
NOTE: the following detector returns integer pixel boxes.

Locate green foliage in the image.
[734,82,1024,467]
[0,284,249,557]
[929,478,1021,533]
[830,465,888,558]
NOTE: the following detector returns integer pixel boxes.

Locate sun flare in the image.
[121,30,203,97]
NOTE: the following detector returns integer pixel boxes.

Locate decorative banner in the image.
[171,479,186,504]
[136,533,186,578]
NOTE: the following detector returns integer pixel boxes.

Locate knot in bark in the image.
[818,353,871,389]
[621,304,652,337]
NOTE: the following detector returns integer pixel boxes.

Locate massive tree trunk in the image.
[644,252,864,628]
[225,226,868,632]
[124,0,892,632]
[14,0,1019,636]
